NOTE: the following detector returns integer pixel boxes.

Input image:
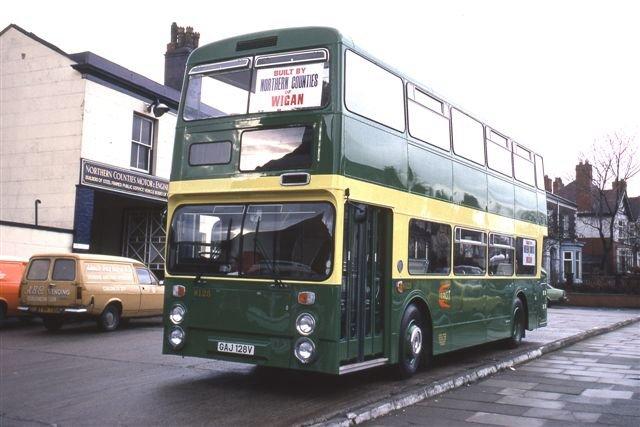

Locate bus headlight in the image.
[168,326,186,350]
[295,313,316,336]
[294,338,316,364]
[170,304,186,324]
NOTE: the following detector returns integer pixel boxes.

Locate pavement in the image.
[0,307,639,426]
[364,323,640,426]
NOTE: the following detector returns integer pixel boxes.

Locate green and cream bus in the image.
[162,27,548,377]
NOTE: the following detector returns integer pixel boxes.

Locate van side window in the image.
[52,259,76,281]
[27,259,50,280]
[136,268,152,284]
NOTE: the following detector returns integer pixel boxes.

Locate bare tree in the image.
[578,133,640,274]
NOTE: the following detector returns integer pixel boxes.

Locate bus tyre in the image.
[98,304,121,332]
[396,304,424,379]
[507,299,525,348]
[43,316,64,332]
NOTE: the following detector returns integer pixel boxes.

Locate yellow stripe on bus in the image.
[167,175,547,283]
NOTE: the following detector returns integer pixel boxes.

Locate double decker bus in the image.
[162,27,548,377]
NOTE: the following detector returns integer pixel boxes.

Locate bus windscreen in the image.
[168,202,334,280]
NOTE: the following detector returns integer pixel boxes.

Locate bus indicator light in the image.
[395,281,405,293]
[297,291,315,305]
[172,285,186,298]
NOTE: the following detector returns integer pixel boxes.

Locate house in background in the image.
[552,161,636,275]
[543,176,583,284]
[629,196,640,270]
[0,23,198,276]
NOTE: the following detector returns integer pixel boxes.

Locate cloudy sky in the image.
[5,0,640,195]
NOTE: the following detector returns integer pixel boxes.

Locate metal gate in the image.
[122,209,166,273]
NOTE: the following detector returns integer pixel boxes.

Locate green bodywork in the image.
[163,27,547,374]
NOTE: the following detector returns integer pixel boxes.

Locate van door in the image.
[46,258,78,308]
[22,258,51,307]
[137,268,163,314]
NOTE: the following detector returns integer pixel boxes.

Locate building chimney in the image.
[575,160,593,211]
[164,22,200,91]
[552,177,563,194]
[544,175,553,192]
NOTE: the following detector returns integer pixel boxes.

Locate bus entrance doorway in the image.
[340,203,390,370]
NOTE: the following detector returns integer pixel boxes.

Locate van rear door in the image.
[22,258,51,306]
[46,258,78,307]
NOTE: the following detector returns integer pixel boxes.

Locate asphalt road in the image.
[1,307,639,426]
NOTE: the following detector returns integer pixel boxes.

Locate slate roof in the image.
[555,179,633,218]
[1,24,180,109]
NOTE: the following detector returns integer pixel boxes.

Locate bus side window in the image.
[488,234,515,276]
[453,228,487,276]
[408,219,451,275]
[516,237,537,276]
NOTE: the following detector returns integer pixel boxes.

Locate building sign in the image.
[249,62,324,113]
[80,159,168,201]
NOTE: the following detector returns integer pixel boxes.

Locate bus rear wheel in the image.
[507,299,525,348]
[396,304,425,379]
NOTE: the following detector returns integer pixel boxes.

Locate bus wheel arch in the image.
[515,291,529,330]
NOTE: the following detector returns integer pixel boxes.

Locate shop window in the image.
[408,219,451,274]
[131,114,154,173]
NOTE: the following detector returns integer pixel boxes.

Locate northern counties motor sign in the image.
[80,159,168,201]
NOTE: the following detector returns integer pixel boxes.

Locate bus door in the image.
[340,203,389,364]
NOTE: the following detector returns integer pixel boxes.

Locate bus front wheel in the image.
[396,304,426,379]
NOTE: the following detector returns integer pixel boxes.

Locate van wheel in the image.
[395,304,425,379]
[43,316,64,332]
[98,305,121,332]
[507,299,525,348]
[0,303,6,328]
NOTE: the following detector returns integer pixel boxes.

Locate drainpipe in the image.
[35,199,41,226]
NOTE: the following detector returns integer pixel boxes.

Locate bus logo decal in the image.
[438,282,451,309]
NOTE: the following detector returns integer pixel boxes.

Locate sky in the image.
[4,0,640,195]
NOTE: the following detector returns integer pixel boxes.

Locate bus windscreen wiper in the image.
[253,218,285,287]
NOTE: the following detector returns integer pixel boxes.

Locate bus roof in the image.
[188,26,348,67]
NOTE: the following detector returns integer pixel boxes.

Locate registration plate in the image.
[217,341,255,356]
[33,306,62,314]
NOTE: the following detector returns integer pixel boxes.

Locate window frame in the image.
[451,107,486,166]
[486,128,513,177]
[343,49,406,133]
[512,143,536,187]
[453,227,487,276]
[130,113,155,173]
[515,236,537,276]
[488,233,515,277]
[407,218,452,276]
[406,83,451,152]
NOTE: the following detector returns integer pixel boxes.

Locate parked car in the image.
[0,256,29,326]
[546,283,568,305]
[18,253,164,332]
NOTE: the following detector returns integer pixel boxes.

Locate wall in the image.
[80,80,177,179]
[0,224,73,257]
[0,27,85,229]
